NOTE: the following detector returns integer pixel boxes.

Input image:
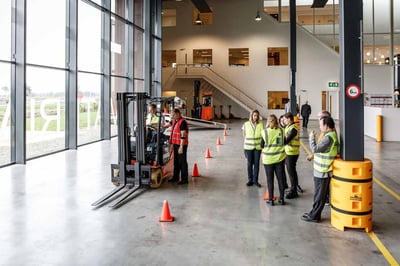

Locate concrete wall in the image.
[162,0,393,120]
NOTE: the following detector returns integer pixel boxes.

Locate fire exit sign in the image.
[328,82,339,87]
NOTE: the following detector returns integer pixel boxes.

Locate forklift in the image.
[92,92,174,208]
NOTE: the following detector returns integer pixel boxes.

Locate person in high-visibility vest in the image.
[242,110,263,187]
[168,108,189,185]
[302,116,338,222]
[261,114,286,206]
[283,112,301,199]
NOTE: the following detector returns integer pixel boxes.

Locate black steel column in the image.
[289,0,297,114]
[339,0,364,161]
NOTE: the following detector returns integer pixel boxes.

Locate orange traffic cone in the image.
[263,189,277,201]
[205,148,212,158]
[159,200,174,222]
[192,163,200,177]
[223,129,227,136]
[217,137,221,145]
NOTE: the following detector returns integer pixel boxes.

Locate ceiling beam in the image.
[311,0,328,8]
[191,0,212,13]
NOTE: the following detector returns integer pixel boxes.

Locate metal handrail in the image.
[172,64,263,110]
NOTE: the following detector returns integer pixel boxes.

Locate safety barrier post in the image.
[331,158,373,233]
[376,115,382,142]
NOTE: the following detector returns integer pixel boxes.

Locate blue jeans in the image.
[244,149,261,183]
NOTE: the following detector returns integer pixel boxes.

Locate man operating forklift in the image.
[167,108,189,185]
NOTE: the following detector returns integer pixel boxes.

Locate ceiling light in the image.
[255,11,262,21]
[195,13,202,25]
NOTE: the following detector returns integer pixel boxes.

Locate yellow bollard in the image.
[331,158,373,233]
[376,115,382,142]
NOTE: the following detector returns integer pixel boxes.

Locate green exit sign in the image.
[328,82,339,87]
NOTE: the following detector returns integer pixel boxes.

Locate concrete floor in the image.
[0,119,399,266]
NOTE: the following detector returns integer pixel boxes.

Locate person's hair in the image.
[322,116,335,129]
[249,109,260,122]
[150,103,157,109]
[319,110,331,119]
[283,112,294,122]
[173,108,181,114]
[266,114,279,129]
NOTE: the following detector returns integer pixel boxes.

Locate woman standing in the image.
[283,112,300,199]
[261,115,287,205]
[242,110,263,187]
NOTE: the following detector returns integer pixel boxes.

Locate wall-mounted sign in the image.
[328,81,339,87]
[346,84,361,99]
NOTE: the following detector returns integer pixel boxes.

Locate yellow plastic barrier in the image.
[331,158,373,233]
[294,115,300,131]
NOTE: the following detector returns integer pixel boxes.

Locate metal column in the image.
[339,0,364,161]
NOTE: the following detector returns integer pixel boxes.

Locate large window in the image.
[193,49,212,67]
[268,91,288,110]
[0,63,11,165]
[267,47,288,66]
[162,50,176,67]
[78,1,102,73]
[78,73,101,145]
[134,28,144,80]
[111,15,127,76]
[0,0,11,61]
[26,67,66,158]
[26,0,67,159]
[26,0,66,67]
[229,48,249,66]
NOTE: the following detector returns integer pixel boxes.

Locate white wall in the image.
[364,106,400,141]
[162,0,393,121]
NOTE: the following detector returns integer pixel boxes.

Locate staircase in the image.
[162,64,265,118]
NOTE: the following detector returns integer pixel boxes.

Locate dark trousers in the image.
[309,176,331,220]
[173,144,188,182]
[286,154,299,193]
[244,149,261,183]
[264,160,286,200]
[302,115,309,128]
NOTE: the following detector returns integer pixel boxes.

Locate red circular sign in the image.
[346,84,361,99]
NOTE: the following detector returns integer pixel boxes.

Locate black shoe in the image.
[301,214,320,223]
[297,185,304,193]
[266,199,274,206]
[168,178,178,183]
[178,180,188,185]
[254,182,262,187]
[286,192,298,199]
[278,199,285,205]
[246,181,253,186]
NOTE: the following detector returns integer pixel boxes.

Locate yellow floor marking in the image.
[368,232,400,266]
[373,176,400,201]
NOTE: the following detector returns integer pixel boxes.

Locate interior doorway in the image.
[322,90,339,119]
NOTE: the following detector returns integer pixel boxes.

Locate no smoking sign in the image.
[346,84,361,99]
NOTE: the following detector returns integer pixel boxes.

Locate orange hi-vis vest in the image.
[169,118,189,146]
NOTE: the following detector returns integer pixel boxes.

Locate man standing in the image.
[169,109,189,185]
[301,116,338,222]
[300,101,311,128]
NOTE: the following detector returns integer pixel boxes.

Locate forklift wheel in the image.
[150,168,163,188]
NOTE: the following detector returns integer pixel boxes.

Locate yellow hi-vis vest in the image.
[262,127,286,165]
[243,121,263,150]
[314,131,338,173]
[284,123,300,155]
[146,113,159,126]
